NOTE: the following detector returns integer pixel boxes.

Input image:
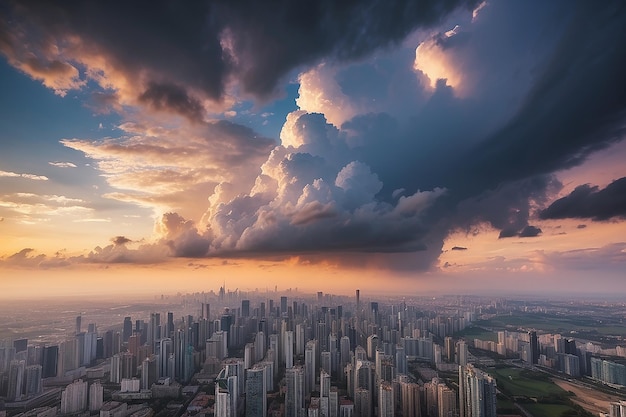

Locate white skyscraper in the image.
[459,364,497,417]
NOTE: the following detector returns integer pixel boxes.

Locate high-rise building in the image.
[42,345,58,378]
[379,382,394,417]
[242,300,250,318]
[459,365,497,417]
[286,366,305,417]
[60,379,88,414]
[281,296,288,316]
[529,331,539,364]
[110,354,122,383]
[284,331,294,369]
[438,383,456,417]
[215,375,231,417]
[329,386,339,417]
[7,360,25,401]
[142,356,158,389]
[159,338,173,378]
[13,339,27,354]
[321,351,332,377]
[24,364,42,397]
[457,341,468,366]
[400,380,421,417]
[354,388,372,417]
[305,340,317,396]
[445,337,455,363]
[246,366,267,417]
[340,336,351,373]
[320,370,331,417]
[366,335,378,360]
[123,317,133,343]
[89,381,103,412]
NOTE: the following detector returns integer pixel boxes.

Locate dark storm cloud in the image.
[458,2,626,193]
[3,1,626,272]
[138,82,205,122]
[340,1,626,244]
[111,236,132,246]
[498,225,542,238]
[539,177,626,221]
[518,225,542,238]
[215,0,477,96]
[0,0,476,107]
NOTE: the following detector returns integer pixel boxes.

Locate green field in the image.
[455,326,498,342]
[477,312,626,339]
[524,403,575,417]
[492,367,564,398]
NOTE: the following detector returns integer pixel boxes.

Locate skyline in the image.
[1,1,626,298]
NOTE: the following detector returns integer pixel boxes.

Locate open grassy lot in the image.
[524,403,574,417]
[455,326,498,342]
[492,367,564,398]
[477,312,626,340]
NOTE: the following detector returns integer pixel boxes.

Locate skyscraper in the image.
[286,366,305,417]
[438,383,457,417]
[246,366,267,417]
[284,331,294,369]
[400,380,421,417]
[242,300,250,318]
[379,382,394,417]
[123,317,133,343]
[7,360,25,401]
[529,331,539,364]
[42,345,58,378]
[457,341,468,366]
[89,381,103,412]
[281,296,288,316]
[305,340,316,396]
[459,364,497,417]
[24,364,42,397]
[354,388,372,417]
[60,379,88,414]
[320,370,331,417]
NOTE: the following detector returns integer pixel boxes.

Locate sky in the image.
[1,1,625,299]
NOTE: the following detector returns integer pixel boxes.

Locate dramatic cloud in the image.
[540,177,626,221]
[1,1,625,276]
[0,0,475,119]
[61,120,275,220]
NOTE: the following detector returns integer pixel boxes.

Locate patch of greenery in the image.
[492,367,564,398]
[524,403,579,417]
[455,326,498,342]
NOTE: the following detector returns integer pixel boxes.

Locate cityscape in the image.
[1,1,626,417]
[0,289,625,417]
